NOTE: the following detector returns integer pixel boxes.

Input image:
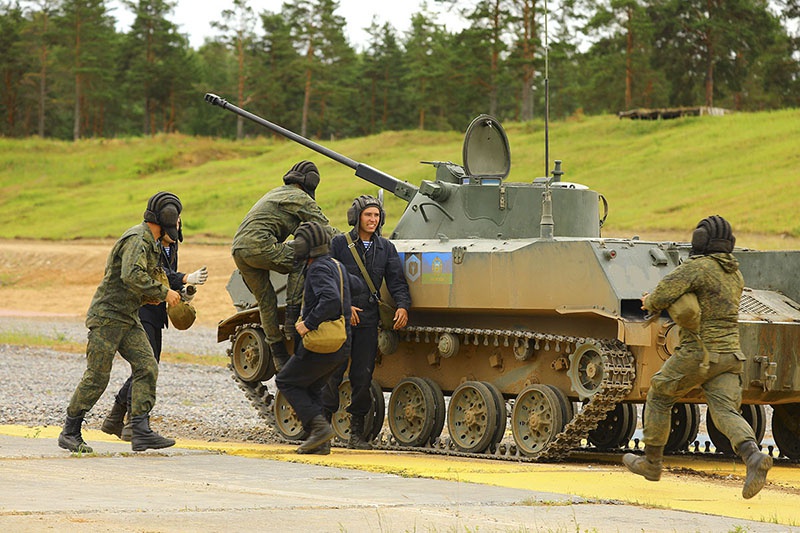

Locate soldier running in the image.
[623,215,773,499]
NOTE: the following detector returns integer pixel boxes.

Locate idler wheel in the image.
[231,327,273,383]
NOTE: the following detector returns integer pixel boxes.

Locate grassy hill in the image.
[1,108,798,248]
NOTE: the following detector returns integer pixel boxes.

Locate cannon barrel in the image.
[204,93,418,202]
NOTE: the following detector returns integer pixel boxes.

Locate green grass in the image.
[0,331,226,366]
[1,109,798,241]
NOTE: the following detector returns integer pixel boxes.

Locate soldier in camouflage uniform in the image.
[623,215,772,499]
[232,161,338,370]
[58,193,183,454]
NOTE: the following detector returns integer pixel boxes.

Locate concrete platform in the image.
[1,430,796,532]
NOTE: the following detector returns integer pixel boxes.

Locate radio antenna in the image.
[544,0,550,178]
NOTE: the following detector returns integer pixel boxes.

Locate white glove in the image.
[186,266,208,285]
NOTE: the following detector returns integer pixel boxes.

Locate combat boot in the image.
[623,445,663,481]
[296,415,334,454]
[347,415,373,450]
[130,414,176,452]
[58,414,93,453]
[120,405,133,442]
[283,304,301,340]
[297,440,331,455]
[100,400,127,438]
[270,341,291,372]
[739,440,772,499]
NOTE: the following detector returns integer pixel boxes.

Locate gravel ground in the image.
[0,316,274,443]
[0,315,777,452]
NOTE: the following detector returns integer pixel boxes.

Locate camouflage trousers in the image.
[643,348,755,453]
[233,241,304,345]
[67,321,158,418]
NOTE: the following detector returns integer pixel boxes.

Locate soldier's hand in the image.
[296,320,310,336]
[351,306,362,326]
[165,289,181,307]
[186,266,208,285]
[393,308,409,330]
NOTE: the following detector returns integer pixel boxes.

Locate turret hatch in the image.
[462,114,511,184]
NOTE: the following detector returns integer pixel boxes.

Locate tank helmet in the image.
[293,221,331,260]
[143,191,183,242]
[346,195,384,233]
[691,215,735,256]
[283,160,320,199]
[167,300,196,330]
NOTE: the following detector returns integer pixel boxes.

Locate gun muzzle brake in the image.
[204,93,226,107]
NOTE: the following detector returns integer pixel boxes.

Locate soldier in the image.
[276,222,351,455]
[231,161,337,371]
[323,195,411,449]
[58,193,182,453]
[623,215,772,499]
[99,192,209,442]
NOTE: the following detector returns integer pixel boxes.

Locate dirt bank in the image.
[0,239,237,328]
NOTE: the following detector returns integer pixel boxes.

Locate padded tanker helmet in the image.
[690,215,735,256]
[293,221,331,260]
[144,192,183,242]
[282,160,321,199]
[167,300,196,330]
[346,195,384,234]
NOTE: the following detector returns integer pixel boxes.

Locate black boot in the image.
[270,341,291,372]
[120,405,133,442]
[623,445,663,481]
[739,440,772,499]
[296,415,334,454]
[283,304,301,340]
[348,415,373,450]
[131,414,176,452]
[100,400,127,438]
[58,414,93,453]
[301,440,331,455]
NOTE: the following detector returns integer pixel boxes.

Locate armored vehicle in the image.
[208,94,800,461]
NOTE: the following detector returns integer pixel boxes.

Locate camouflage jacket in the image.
[85,222,169,328]
[644,253,743,356]
[231,185,336,253]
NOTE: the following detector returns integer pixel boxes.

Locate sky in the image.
[110,1,467,50]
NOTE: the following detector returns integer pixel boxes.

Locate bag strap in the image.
[333,258,344,315]
[347,232,380,299]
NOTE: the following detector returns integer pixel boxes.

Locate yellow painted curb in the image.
[3,424,797,526]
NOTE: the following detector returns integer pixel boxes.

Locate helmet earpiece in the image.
[144,192,183,242]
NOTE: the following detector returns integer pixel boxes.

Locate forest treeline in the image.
[2,0,799,141]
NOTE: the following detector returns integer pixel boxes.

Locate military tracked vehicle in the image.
[207,93,800,461]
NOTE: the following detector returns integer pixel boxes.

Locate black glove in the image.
[283,304,301,340]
